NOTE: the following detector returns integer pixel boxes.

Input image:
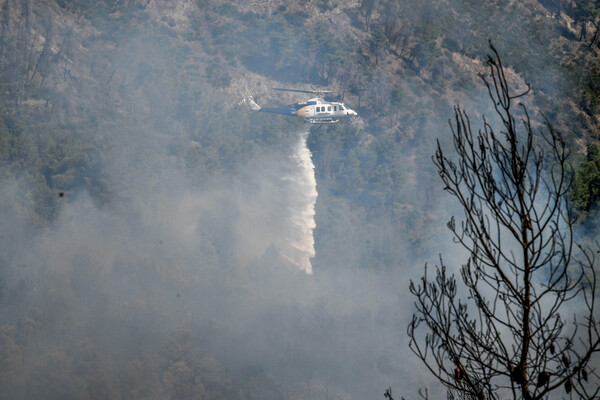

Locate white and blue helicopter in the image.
[241,88,358,124]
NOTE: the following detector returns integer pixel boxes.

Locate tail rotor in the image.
[238,92,261,111]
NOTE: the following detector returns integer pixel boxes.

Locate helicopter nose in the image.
[346,109,357,116]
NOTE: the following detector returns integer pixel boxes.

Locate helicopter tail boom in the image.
[259,107,298,116]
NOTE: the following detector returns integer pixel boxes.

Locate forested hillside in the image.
[1,0,600,399]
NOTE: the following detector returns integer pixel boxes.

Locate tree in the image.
[575,0,600,46]
[571,143,600,213]
[408,44,600,400]
[360,0,376,31]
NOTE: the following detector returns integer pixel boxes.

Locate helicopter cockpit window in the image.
[340,105,345,110]
[334,106,337,111]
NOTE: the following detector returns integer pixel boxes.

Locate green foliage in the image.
[571,143,600,213]
[581,62,600,115]
[308,124,404,218]
[576,0,600,20]
[216,3,240,18]
[282,10,309,26]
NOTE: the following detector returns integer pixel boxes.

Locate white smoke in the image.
[230,131,317,274]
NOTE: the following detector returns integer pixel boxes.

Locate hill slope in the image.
[0,0,599,399]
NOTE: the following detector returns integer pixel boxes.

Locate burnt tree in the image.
[408,44,600,400]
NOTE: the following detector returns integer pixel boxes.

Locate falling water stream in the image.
[275,132,317,274]
[232,131,318,273]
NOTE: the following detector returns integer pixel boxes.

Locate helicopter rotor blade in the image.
[274,88,331,95]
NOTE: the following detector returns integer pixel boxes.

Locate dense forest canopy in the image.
[0,0,600,399]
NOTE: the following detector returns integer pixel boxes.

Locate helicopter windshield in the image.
[340,105,345,110]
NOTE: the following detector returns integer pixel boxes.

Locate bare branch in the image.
[408,43,600,400]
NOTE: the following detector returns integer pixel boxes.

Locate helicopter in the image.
[240,88,358,124]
